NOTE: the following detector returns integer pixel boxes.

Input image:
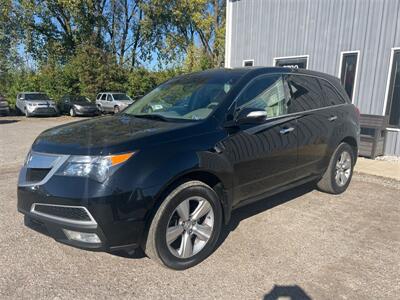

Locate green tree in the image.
[143,0,225,69]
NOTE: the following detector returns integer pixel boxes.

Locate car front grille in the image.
[35,107,56,113]
[31,204,95,224]
[26,168,51,182]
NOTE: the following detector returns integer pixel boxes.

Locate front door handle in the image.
[328,115,338,122]
[280,127,295,135]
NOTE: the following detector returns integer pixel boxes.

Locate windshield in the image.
[112,93,132,101]
[25,93,50,101]
[124,72,242,121]
[71,96,90,103]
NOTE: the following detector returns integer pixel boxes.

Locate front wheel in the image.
[69,108,76,117]
[114,106,120,114]
[145,181,222,270]
[24,108,31,118]
[317,142,355,194]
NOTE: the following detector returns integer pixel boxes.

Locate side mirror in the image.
[236,107,267,125]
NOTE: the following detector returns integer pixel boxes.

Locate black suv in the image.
[18,68,360,270]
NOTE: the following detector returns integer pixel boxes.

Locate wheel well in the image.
[341,136,358,158]
[140,170,229,248]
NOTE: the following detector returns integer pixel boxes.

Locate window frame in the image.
[383,47,400,129]
[338,50,360,103]
[232,73,348,122]
[242,59,254,67]
[233,73,291,118]
[273,55,309,69]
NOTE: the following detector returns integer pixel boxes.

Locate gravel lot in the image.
[1,116,399,299]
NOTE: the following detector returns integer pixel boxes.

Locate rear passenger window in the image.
[286,75,324,113]
[319,79,345,106]
[237,75,288,118]
[101,94,107,100]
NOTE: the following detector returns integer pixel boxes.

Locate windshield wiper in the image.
[132,114,170,122]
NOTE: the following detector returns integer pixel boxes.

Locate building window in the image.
[386,50,400,127]
[243,59,254,67]
[274,56,308,69]
[339,51,359,101]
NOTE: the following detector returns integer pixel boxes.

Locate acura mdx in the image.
[18,68,360,270]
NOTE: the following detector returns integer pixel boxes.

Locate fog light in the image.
[63,229,101,244]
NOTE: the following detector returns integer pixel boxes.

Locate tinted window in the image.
[286,75,324,113]
[100,94,107,100]
[386,50,400,127]
[107,95,113,101]
[340,53,358,99]
[112,93,131,101]
[319,79,345,106]
[275,57,308,69]
[237,75,288,118]
[71,96,89,103]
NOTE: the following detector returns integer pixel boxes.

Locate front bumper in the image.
[75,108,99,116]
[17,151,159,254]
[0,107,9,115]
[28,107,58,116]
[18,186,146,253]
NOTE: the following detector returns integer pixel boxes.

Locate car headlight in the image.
[27,103,36,107]
[56,152,135,182]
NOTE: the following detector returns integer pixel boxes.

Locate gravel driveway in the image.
[0,116,399,299]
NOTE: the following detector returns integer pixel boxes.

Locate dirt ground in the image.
[0,116,399,299]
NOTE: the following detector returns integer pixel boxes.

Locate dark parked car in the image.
[16,92,58,117]
[17,68,360,270]
[0,94,10,115]
[59,95,99,117]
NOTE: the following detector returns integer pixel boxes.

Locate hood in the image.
[32,114,204,155]
[115,100,133,106]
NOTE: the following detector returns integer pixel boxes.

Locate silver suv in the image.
[16,92,58,117]
[95,92,133,114]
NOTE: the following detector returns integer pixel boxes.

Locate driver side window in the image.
[236,75,288,118]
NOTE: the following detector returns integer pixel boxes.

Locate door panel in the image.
[286,74,331,178]
[223,118,298,205]
[221,74,298,205]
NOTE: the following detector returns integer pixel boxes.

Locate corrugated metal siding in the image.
[384,130,400,155]
[229,0,400,114]
[229,0,400,155]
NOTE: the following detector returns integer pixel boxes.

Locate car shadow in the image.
[216,182,316,249]
[0,119,19,124]
[263,285,312,300]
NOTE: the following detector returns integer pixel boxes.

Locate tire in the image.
[145,181,223,270]
[24,108,31,118]
[317,142,355,194]
[97,105,103,114]
[69,108,76,117]
[114,106,120,114]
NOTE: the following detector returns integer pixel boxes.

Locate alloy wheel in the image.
[166,197,214,259]
[335,150,352,187]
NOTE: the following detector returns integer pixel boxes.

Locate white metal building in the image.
[225,0,400,156]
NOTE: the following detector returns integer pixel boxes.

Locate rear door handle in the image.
[328,115,338,122]
[280,127,295,135]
